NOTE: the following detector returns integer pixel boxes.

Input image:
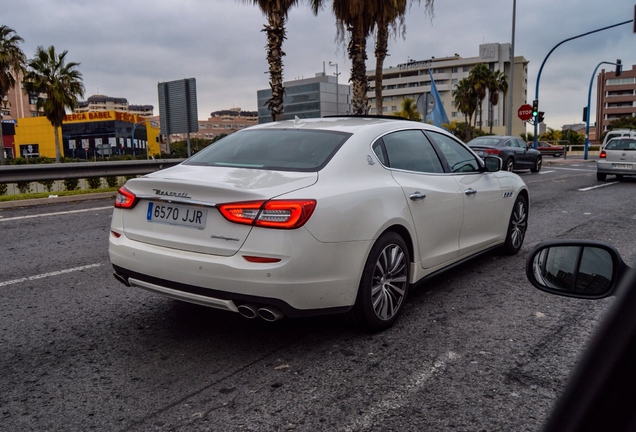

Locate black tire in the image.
[553,153,561,158]
[500,194,528,255]
[597,172,607,181]
[347,232,410,332]
[505,158,514,172]
[531,156,542,173]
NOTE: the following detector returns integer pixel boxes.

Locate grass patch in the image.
[0,187,119,202]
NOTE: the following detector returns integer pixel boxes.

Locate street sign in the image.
[518,104,533,121]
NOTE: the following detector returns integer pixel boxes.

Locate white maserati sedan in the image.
[109,116,529,331]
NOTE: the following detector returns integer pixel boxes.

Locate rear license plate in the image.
[147,202,207,229]
[613,164,632,169]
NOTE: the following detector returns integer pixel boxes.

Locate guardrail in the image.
[0,159,185,183]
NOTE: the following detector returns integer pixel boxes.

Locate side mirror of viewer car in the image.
[482,156,501,172]
[525,239,636,432]
[525,240,626,299]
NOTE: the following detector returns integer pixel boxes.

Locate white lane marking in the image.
[550,167,596,172]
[579,182,618,192]
[0,206,112,222]
[343,351,460,432]
[539,170,556,174]
[0,263,103,287]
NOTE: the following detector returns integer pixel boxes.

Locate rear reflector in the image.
[243,256,282,263]
[218,199,316,229]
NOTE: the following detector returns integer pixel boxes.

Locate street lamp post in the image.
[329,61,340,115]
[584,60,622,160]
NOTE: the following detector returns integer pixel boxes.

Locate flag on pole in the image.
[428,69,449,128]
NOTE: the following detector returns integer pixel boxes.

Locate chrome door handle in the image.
[465,188,477,195]
[409,192,426,201]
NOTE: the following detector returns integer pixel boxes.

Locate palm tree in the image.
[453,77,477,141]
[330,0,377,115]
[487,69,508,134]
[0,25,27,165]
[394,97,421,121]
[469,63,490,131]
[23,46,85,163]
[244,0,300,122]
[372,1,433,116]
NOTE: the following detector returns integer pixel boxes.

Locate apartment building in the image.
[75,94,154,118]
[167,108,258,142]
[595,64,636,134]
[367,43,529,137]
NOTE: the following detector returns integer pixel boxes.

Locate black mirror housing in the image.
[525,240,626,299]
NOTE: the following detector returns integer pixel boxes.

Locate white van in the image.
[602,129,636,149]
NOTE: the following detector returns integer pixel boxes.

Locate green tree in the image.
[393,97,421,121]
[540,128,561,142]
[244,0,300,121]
[487,69,508,134]
[23,46,85,163]
[469,63,490,131]
[0,26,27,165]
[453,77,478,141]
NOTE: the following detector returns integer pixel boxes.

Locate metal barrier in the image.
[0,159,185,183]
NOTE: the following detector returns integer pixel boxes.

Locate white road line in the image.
[0,206,112,222]
[579,182,618,192]
[539,170,556,174]
[343,351,460,431]
[0,263,103,287]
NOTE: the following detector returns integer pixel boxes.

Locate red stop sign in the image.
[518,104,533,121]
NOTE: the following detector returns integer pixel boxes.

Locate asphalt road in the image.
[1,159,635,431]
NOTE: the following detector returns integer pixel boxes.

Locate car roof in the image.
[247,116,441,135]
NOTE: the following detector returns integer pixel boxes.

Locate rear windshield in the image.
[606,139,636,151]
[184,129,351,171]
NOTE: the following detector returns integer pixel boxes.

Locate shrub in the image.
[38,180,55,192]
[86,177,103,189]
[17,182,31,194]
[0,183,7,195]
[64,178,80,191]
[105,176,119,187]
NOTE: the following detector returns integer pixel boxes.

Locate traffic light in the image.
[616,59,622,77]
[537,111,545,123]
[531,100,539,118]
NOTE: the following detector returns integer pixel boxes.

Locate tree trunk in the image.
[53,125,61,163]
[264,10,286,122]
[374,23,388,116]
[0,117,5,165]
[348,24,369,115]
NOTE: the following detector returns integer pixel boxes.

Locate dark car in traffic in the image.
[468,136,542,172]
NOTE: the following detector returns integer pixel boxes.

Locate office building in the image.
[367,43,529,137]
[257,70,351,123]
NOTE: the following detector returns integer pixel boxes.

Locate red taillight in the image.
[218,199,316,229]
[485,148,501,155]
[243,256,282,263]
[114,186,138,209]
[599,150,607,159]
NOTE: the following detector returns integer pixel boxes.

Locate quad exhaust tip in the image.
[238,303,284,322]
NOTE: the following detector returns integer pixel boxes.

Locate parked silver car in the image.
[596,137,636,181]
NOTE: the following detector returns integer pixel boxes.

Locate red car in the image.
[528,141,564,157]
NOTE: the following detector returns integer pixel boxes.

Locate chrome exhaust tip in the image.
[237,303,259,319]
[258,306,284,322]
[113,272,131,287]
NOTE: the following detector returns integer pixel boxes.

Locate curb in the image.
[0,192,116,209]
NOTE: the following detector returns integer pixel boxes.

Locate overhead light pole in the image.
[506,0,516,136]
[329,61,340,115]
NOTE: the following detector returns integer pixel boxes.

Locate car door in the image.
[516,138,536,167]
[375,129,464,269]
[426,131,506,256]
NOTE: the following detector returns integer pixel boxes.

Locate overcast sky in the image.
[4,0,635,131]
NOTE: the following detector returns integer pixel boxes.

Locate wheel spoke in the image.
[371,244,408,320]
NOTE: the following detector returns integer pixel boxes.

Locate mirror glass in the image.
[531,246,614,296]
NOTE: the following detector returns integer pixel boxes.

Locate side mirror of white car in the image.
[483,156,501,172]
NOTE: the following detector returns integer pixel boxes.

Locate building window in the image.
[463,66,470,72]
[607,77,636,86]
[452,67,458,73]
[391,106,397,112]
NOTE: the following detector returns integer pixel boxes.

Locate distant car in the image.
[525,240,635,431]
[109,116,529,332]
[596,137,636,181]
[467,135,542,172]
[529,141,564,158]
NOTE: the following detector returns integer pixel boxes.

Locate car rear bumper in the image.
[597,161,636,175]
[109,230,371,316]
